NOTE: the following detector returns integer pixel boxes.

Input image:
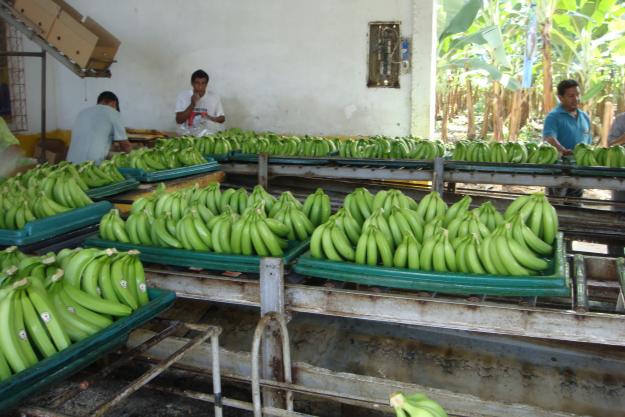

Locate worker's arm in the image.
[175,93,201,124]
[207,115,225,124]
[609,132,625,146]
[117,140,133,153]
[544,136,572,155]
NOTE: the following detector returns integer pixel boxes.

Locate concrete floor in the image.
[12,299,625,417]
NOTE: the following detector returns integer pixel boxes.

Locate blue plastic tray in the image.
[118,160,221,183]
[86,177,140,199]
[0,201,112,246]
[85,236,310,273]
[0,288,176,411]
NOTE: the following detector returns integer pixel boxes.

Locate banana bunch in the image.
[477,222,550,276]
[527,143,559,164]
[271,203,316,241]
[111,146,206,172]
[0,246,26,270]
[230,207,290,256]
[325,208,361,245]
[390,392,448,417]
[452,141,558,164]
[100,209,130,242]
[338,137,443,160]
[297,137,337,157]
[372,189,419,214]
[504,192,558,245]
[505,142,529,163]
[0,248,147,382]
[248,185,277,213]
[411,139,445,160]
[443,195,471,226]
[415,192,447,223]
[217,187,250,214]
[471,201,504,231]
[343,187,375,225]
[238,134,338,157]
[76,160,126,187]
[189,135,238,155]
[446,211,490,242]
[0,165,93,229]
[388,206,424,244]
[268,191,304,217]
[302,188,332,226]
[352,225,393,266]
[574,143,625,167]
[392,233,422,269]
[311,218,358,263]
[489,142,509,163]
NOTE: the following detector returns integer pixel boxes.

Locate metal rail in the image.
[220,161,625,191]
[19,322,223,417]
[145,254,625,347]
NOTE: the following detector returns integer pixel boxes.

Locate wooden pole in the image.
[601,101,614,147]
[441,90,451,142]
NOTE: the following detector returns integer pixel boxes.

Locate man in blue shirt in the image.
[543,79,591,198]
[67,91,132,164]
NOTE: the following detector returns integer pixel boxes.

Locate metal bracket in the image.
[432,157,444,195]
[574,254,588,313]
[258,153,269,190]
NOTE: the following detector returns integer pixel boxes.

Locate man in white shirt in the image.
[67,91,132,164]
[175,69,225,135]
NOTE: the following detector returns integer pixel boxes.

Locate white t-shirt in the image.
[175,90,224,134]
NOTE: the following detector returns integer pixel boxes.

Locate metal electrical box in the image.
[367,22,401,88]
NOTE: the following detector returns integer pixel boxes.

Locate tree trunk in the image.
[492,82,504,141]
[466,78,476,139]
[541,17,555,115]
[508,89,524,141]
[435,92,442,121]
[480,96,492,139]
[441,91,451,142]
[601,101,614,147]
[520,90,530,130]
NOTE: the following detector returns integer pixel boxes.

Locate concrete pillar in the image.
[410,0,437,138]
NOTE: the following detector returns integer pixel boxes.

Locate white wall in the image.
[25,0,420,136]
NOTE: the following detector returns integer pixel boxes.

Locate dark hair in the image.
[557,79,579,97]
[191,69,209,83]
[97,91,120,112]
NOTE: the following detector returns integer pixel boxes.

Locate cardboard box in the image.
[83,17,120,70]
[13,0,61,36]
[46,10,98,68]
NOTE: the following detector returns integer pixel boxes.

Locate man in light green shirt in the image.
[0,116,23,177]
[67,91,132,164]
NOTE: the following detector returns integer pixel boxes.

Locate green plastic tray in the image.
[229,152,331,165]
[0,288,176,411]
[203,152,232,162]
[84,236,310,273]
[444,160,564,175]
[0,201,112,246]
[332,158,433,168]
[118,160,220,183]
[86,177,140,199]
[294,234,568,297]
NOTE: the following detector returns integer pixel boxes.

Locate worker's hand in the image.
[191,92,201,106]
[560,148,573,156]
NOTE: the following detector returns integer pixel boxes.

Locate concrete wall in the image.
[22,0,419,136]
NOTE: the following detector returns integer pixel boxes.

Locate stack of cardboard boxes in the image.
[12,0,120,70]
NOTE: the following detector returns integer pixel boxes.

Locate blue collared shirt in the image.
[543,105,591,150]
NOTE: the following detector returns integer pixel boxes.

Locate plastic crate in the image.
[118,160,220,183]
[294,234,569,297]
[84,237,310,273]
[0,201,112,246]
[0,288,176,411]
[86,177,140,199]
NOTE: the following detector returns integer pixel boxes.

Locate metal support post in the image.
[616,258,625,313]
[432,157,444,194]
[574,255,588,313]
[251,312,294,417]
[259,153,269,190]
[259,257,287,411]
